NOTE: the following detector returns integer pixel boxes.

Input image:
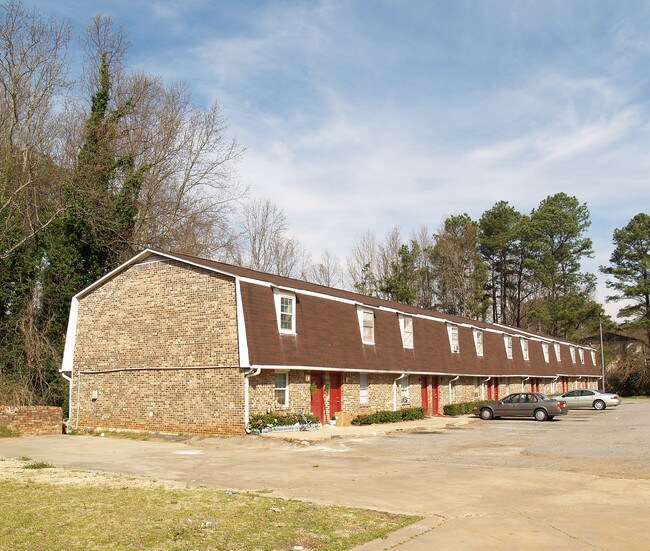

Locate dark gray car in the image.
[473,392,568,421]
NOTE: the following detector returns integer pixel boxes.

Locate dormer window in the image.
[542,342,550,363]
[447,324,459,353]
[590,350,596,364]
[520,338,529,361]
[473,329,484,356]
[358,307,375,345]
[554,342,561,361]
[399,315,414,348]
[504,335,513,359]
[274,290,296,334]
[570,346,576,363]
[579,348,585,364]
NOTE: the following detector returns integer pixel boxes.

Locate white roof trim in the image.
[250,365,599,379]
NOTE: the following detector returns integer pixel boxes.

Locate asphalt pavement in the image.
[2,399,649,550]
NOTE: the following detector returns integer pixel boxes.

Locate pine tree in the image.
[602,213,650,347]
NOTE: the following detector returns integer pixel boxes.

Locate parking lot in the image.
[3,399,650,549]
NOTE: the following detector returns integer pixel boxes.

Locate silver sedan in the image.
[559,389,621,410]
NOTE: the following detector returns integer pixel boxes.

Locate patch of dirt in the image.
[0,457,187,489]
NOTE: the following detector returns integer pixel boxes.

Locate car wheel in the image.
[479,408,493,420]
[593,400,606,410]
[534,409,548,421]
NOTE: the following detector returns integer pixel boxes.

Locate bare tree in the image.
[346,229,380,294]
[0,0,71,258]
[231,197,311,278]
[308,250,343,288]
[118,74,244,257]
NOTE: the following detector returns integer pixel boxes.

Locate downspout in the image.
[243,367,262,430]
[521,376,530,393]
[482,376,491,400]
[449,375,460,404]
[76,372,82,430]
[393,373,407,411]
[552,375,560,394]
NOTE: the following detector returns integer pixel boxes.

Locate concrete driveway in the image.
[3,399,649,550]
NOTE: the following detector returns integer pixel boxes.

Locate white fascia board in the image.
[248,364,574,378]
[235,278,250,368]
[59,297,79,373]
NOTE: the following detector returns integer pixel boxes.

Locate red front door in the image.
[329,373,342,419]
[492,377,499,401]
[431,376,439,415]
[421,377,430,415]
[310,372,325,423]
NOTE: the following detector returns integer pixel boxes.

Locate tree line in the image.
[1,1,648,407]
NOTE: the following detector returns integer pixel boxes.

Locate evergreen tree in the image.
[379,243,418,305]
[479,201,528,326]
[602,213,650,347]
[526,193,597,338]
[39,51,146,408]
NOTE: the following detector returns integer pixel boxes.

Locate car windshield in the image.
[537,393,553,401]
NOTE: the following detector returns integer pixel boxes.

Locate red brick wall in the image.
[0,406,62,435]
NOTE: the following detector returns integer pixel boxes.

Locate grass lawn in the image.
[0,458,419,550]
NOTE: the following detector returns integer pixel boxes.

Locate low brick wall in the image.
[0,406,63,435]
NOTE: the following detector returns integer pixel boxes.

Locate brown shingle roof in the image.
[170,250,599,378]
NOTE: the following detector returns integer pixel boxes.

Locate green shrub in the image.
[443,400,492,416]
[248,411,319,432]
[351,407,425,426]
[23,462,53,470]
[0,426,19,438]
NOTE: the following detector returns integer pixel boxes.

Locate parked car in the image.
[558,389,621,410]
[473,392,568,421]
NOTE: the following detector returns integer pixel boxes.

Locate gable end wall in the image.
[71,259,243,435]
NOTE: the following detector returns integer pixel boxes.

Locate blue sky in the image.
[28,1,650,316]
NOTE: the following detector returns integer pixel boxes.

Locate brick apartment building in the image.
[61,249,601,435]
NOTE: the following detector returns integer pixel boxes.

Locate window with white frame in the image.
[357,307,375,344]
[542,342,550,363]
[504,335,513,359]
[554,342,561,361]
[274,371,288,406]
[473,329,484,356]
[521,338,529,361]
[570,346,576,363]
[590,350,596,364]
[399,315,414,348]
[579,348,585,363]
[359,373,369,404]
[400,376,409,402]
[273,290,296,334]
[447,325,460,353]
[473,377,480,399]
